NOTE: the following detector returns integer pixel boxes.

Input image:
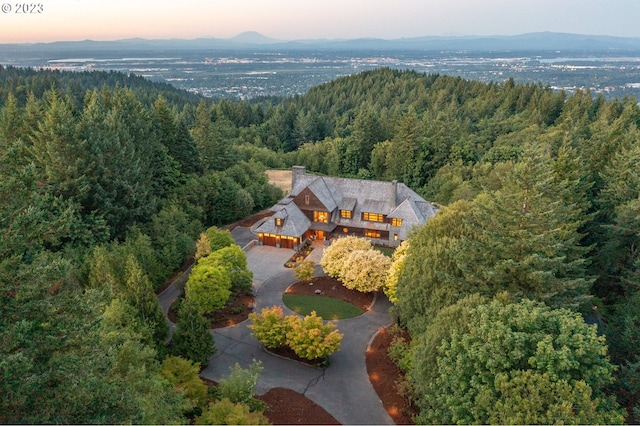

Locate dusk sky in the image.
[1,0,640,43]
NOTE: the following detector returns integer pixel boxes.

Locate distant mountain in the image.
[2,32,640,57]
[294,32,640,51]
[229,31,281,44]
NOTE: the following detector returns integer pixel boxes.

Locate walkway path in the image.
[159,230,395,425]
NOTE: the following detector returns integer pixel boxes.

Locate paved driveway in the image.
[243,244,294,293]
[200,240,395,425]
[230,226,256,249]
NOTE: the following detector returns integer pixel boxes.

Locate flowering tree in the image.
[340,249,391,292]
[320,236,372,278]
[320,236,392,293]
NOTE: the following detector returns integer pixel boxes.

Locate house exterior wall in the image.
[294,187,336,224]
[293,187,330,213]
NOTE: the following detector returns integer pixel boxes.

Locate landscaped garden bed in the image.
[168,293,255,328]
[285,275,374,311]
[284,241,314,268]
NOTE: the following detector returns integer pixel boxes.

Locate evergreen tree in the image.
[151,95,202,175]
[29,88,90,202]
[452,142,593,309]
[171,299,215,365]
[395,200,473,335]
[0,92,22,146]
[123,256,168,348]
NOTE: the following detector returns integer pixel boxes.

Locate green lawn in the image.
[374,246,395,257]
[282,294,364,320]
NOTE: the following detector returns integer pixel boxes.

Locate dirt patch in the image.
[266,169,292,193]
[286,275,374,311]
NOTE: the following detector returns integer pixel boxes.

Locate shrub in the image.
[249,306,343,361]
[216,360,263,407]
[247,306,289,349]
[285,311,343,360]
[294,260,316,282]
[195,398,269,425]
[160,356,208,409]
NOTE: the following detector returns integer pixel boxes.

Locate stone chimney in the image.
[391,180,398,207]
[291,166,306,190]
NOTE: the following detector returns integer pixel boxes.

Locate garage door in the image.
[280,238,295,249]
[262,235,277,247]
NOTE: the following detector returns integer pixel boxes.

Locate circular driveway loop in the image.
[200,236,396,425]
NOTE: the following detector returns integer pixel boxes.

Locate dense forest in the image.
[1,65,639,423]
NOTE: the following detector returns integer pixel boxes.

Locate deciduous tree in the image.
[160,356,208,409]
[411,295,624,425]
[285,311,343,361]
[185,261,232,315]
[320,236,372,278]
[294,260,316,282]
[340,249,390,293]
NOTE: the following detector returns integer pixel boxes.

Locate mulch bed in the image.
[257,388,341,425]
[286,276,374,311]
[206,293,255,328]
[168,293,255,328]
[366,327,417,425]
[265,345,327,367]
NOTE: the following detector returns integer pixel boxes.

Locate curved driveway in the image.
[161,232,396,425]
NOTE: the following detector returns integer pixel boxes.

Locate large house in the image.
[255,166,437,249]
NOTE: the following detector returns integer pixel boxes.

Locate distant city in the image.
[2,32,640,100]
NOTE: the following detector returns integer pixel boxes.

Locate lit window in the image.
[313,211,328,223]
[363,212,384,222]
[391,218,402,227]
[394,233,399,241]
[340,209,352,219]
[275,218,283,226]
[365,229,381,238]
[343,227,348,233]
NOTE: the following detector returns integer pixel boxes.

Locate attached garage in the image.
[258,233,301,249]
[255,203,311,250]
[260,233,278,247]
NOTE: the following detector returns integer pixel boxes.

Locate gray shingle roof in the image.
[338,197,357,211]
[285,166,438,240]
[255,203,311,238]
